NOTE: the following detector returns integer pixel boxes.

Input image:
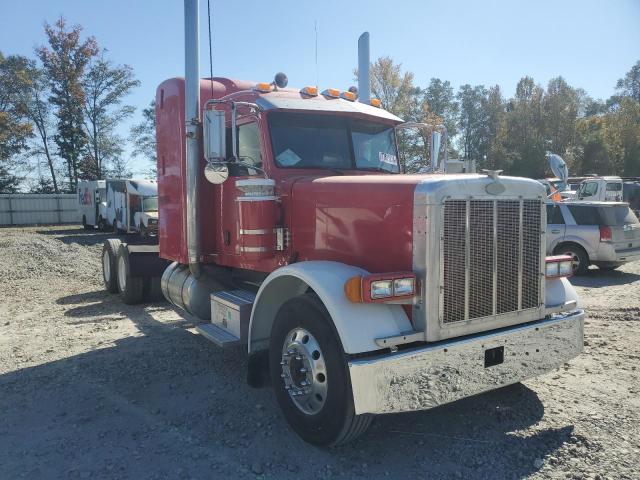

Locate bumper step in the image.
[196,323,240,348]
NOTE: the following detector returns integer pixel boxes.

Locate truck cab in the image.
[577,176,623,202]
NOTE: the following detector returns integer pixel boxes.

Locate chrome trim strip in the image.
[240,246,270,253]
[236,196,278,202]
[239,228,276,235]
[517,198,523,310]
[464,199,470,321]
[492,199,498,315]
[349,310,584,415]
[375,331,425,348]
[544,300,577,315]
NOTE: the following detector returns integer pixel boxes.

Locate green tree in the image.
[456,84,489,163]
[82,53,139,179]
[21,61,61,192]
[543,77,580,157]
[36,17,98,191]
[422,78,459,139]
[504,77,546,178]
[0,52,32,192]
[615,60,640,103]
[129,100,157,166]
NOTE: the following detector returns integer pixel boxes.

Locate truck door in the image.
[546,204,566,253]
[218,119,265,257]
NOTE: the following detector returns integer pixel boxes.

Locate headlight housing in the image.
[545,255,573,278]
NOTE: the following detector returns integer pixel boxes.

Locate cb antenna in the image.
[315,20,319,89]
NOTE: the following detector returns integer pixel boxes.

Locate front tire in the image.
[555,244,589,275]
[116,245,145,304]
[102,239,122,293]
[269,294,371,446]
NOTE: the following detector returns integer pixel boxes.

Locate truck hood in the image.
[289,173,545,274]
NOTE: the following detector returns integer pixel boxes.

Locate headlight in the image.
[370,280,393,299]
[545,256,573,278]
[393,277,415,296]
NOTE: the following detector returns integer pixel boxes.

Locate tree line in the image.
[1,17,639,193]
[367,57,640,178]
[0,18,152,194]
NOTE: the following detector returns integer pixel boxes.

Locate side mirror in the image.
[204,163,229,184]
[203,109,226,162]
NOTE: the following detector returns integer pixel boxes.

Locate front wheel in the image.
[269,294,371,446]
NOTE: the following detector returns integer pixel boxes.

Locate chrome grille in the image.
[441,199,542,324]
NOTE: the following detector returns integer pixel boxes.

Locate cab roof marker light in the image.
[370,98,382,108]
[340,91,356,101]
[254,82,273,93]
[300,86,318,97]
[321,88,340,98]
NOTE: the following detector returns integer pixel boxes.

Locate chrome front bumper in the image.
[348,310,584,415]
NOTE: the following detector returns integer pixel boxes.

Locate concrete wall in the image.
[0,194,80,226]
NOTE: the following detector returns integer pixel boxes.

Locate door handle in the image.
[551,229,560,234]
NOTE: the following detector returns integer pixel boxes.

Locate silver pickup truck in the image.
[546,201,640,274]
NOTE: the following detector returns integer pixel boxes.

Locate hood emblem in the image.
[482,169,505,195]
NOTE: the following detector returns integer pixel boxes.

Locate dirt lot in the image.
[1,225,639,479]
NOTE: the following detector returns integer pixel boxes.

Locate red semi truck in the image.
[100,0,584,446]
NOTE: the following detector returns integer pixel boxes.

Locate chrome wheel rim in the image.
[117,255,126,291]
[280,328,328,415]
[102,250,110,283]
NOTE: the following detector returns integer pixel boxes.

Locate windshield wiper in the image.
[357,167,399,173]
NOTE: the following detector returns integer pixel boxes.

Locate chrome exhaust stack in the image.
[184,0,201,278]
[357,32,370,104]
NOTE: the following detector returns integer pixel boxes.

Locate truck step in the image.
[196,323,241,348]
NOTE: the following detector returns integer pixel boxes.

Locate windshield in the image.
[142,196,158,212]
[268,112,399,172]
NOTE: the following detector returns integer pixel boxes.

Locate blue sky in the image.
[1,0,639,175]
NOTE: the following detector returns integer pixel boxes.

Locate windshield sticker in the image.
[379,152,397,166]
[277,148,302,166]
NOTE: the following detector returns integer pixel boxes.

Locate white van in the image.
[77,180,108,230]
[576,177,623,202]
[106,179,158,237]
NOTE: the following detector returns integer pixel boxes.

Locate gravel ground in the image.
[0,225,638,479]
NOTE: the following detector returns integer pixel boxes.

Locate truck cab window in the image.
[269,112,399,172]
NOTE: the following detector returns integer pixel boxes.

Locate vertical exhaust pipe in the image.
[184,0,201,277]
[358,32,370,104]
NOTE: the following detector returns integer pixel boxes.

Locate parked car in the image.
[546,201,640,274]
[576,176,623,202]
[623,181,640,217]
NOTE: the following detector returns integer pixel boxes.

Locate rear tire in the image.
[116,245,145,304]
[98,216,107,231]
[269,294,372,446]
[555,244,589,275]
[82,215,92,230]
[113,219,118,233]
[102,239,122,293]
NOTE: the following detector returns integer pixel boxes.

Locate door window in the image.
[582,182,598,197]
[236,122,262,175]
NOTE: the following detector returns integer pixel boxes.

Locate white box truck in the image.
[106,179,158,238]
[77,180,108,230]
